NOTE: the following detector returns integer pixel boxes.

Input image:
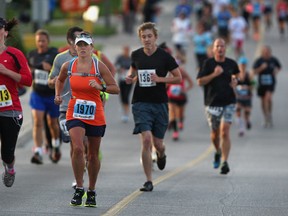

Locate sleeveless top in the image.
[66,58,105,126]
[167,79,186,101]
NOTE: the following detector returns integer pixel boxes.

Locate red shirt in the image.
[0,47,32,112]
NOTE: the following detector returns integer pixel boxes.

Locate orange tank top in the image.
[66,58,105,126]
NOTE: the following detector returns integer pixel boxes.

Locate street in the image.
[1,1,288,216]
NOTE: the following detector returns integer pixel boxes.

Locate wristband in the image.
[101,84,107,92]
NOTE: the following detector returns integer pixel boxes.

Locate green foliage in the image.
[5,27,27,54]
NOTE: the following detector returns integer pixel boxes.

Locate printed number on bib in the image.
[73,99,96,120]
[59,119,69,136]
[138,69,156,87]
[260,74,272,85]
[236,85,249,96]
[0,85,12,108]
[170,85,182,96]
[35,69,49,85]
[207,106,223,117]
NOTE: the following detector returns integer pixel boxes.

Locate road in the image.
[1,1,288,216]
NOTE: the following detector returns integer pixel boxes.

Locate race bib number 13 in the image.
[0,85,12,108]
[138,69,156,87]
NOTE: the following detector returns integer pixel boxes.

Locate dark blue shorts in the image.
[30,91,60,118]
[132,102,168,139]
[66,119,106,137]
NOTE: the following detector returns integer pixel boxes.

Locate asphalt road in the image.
[1,1,288,216]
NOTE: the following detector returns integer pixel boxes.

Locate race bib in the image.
[59,119,69,136]
[73,99,96,120]
[34,69,49,85]
[0,85,12,108]
[207,106,224,117]
[236,85,249,96]
[170,85,182,96]
[260,74,272,85]
[138,69,156,87]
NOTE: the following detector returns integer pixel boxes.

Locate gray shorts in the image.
[132,102,168,139]
[205,104,236,131]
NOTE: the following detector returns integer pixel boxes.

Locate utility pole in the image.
[103,0,111,28]
[32,0,49,32]
[0,0,6,18]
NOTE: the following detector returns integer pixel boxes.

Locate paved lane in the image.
[1,1,288,215]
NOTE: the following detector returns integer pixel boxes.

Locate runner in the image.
[126,22,181,191]
[235,56,253,137]
[114,45,133,123]
[27,29,60,164]
[0,17,32,187]
[54,32,119,207]
[197,38,240,175]
[167,52,193,141]
[49,26,86,188]
[252,45,281,128]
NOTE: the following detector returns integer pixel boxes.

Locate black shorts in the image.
[263,6,272,14]
[218,27,229,38]
[252,15,261,21]
[236,99,252,108]
[66,119,106,137]
[257,85,275,97]
[169,98,187,106]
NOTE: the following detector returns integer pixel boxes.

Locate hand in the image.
[48,76,58,89]
[54,95,62,105]
[213,65,223,77]
[125,75,134,84]
[89,79,102,90]
[42,62,51,71]
[261,63,268,70]
[230,76,238,88]
[150,73,159,82]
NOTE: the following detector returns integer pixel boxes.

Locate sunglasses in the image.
[76,32,92,39]
[0,24,5,29]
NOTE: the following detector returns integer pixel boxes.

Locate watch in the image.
[101,84,107,92]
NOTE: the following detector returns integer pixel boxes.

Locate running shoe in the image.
[2,163,15,187]
[50,147,61,163]
[220,161,230,175]
[213,151,221,169]
[156,153,166,170]
[70,188,85,206]
[140,181,153,192]
[85,190,97,207]
[172,131,179,141]
[31,152,43,165]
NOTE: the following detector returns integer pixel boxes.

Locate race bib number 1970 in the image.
[73,99,96,120]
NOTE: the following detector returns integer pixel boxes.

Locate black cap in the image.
[0,17,6,29]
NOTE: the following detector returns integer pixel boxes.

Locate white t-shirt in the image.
[171,17,192,45]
